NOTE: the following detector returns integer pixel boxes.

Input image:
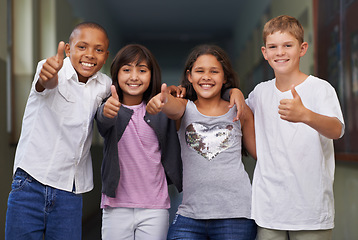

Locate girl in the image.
[95,44,183,240]
[146,44,257,240]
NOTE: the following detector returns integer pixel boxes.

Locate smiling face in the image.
[187,54,226,100]
[261,31,307,76]
[117,61,151,105]
[65,27,109,83]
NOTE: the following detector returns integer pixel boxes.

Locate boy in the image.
[5,22,111,240]
[247,15,345,240]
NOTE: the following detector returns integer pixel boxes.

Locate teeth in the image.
[276,60,288,63]
[82,62,94,67]
[128,84,140,87]
[201,84,212,87]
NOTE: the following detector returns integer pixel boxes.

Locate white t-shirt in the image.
[14,57,111,193]
[246,75,344,230]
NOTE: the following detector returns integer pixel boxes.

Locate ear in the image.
[104,50,109,64]
[65,43,71,57]
[187,70,193,83]
[299,42,308,57]
[261,46,268,60]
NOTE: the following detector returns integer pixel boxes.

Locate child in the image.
[5,22,111,240]
[95,44,183,240]
[146,44,257,240]
[247,15,345,240]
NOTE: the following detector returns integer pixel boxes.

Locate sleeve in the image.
[31,59,52,95]
[315,81,345,137]
[95,102,117,137]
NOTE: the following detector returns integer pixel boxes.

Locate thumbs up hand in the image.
[278,85,307,123]
[146,83,169,115]
[37,41,65,91]
[103,85,121,118]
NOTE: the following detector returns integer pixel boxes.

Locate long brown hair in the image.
[110,44,161,103]
[180,44,239,101]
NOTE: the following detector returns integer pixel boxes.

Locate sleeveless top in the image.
[177,100,252,219]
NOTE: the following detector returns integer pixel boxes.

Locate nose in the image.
[84,48,95,59]
[277,46,285,55]
[202,71,211,80]
[130,70,139,80]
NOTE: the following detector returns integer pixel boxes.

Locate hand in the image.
[103,85,121,118]
[37,41,65,90]
[228,88,245,122]
[146,83,168,114]
[167,85,186,98]
[278,85,307,122]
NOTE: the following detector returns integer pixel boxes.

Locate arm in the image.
[146,83,187,120]
[36,41,65,92]
[222,88,245,122]
[241,104,256,160]
[279,86,342,139]
[103,85,121,119]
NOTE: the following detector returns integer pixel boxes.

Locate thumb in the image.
[111,85,119,100]
[291,85,300,99]
[160,83,168,104]
[56,41,65,66]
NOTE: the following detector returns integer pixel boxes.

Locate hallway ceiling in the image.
[97,0,245,43]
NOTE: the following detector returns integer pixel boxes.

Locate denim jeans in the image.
[5,168,83,240]
[167,214,257,240]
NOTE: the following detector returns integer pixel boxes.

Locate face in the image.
[65,27,109,83]
[117,61,151,105]
[188,54,226,100]
[261,31,308,75]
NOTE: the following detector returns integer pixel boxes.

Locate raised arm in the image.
[36,41,65,92]
[146,83,187,120]
[279,86,343,139]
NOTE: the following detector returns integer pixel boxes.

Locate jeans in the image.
[167,214,257,240]
[5,168,83,240]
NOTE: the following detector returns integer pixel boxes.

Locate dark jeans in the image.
[5,168,83,240]
[167,214,257,240]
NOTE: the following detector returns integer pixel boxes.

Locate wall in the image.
[0,0,14,237]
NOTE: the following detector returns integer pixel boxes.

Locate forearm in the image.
[241,105,256,159]
[303,110,343,139]
[162,94,187,120]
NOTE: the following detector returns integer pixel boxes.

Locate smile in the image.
[127,83,142,87]
[275,59,289,63]
[81,62,95,67]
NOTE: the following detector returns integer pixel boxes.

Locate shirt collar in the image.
[63,57,106,85]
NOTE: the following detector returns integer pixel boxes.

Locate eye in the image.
[78,45,85,50]
[285,44,292,48]
[139,69,147,73]
[268,45,276,49]
[96,48,104,53]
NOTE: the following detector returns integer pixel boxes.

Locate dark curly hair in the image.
[180,44,239,101]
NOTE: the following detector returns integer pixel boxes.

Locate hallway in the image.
[1,0,358,239]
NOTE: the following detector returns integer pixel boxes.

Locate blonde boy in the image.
[246,15,344,240]
[5,22,111,240]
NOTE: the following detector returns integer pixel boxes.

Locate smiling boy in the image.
[246,15,345,240]
[5,22,112,240]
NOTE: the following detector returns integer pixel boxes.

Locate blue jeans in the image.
[5,168,83,240]
[167,214,257,240]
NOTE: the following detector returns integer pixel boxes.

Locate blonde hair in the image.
[262,15,304,45]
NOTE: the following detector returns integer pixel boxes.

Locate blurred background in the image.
[0,0,357,239]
